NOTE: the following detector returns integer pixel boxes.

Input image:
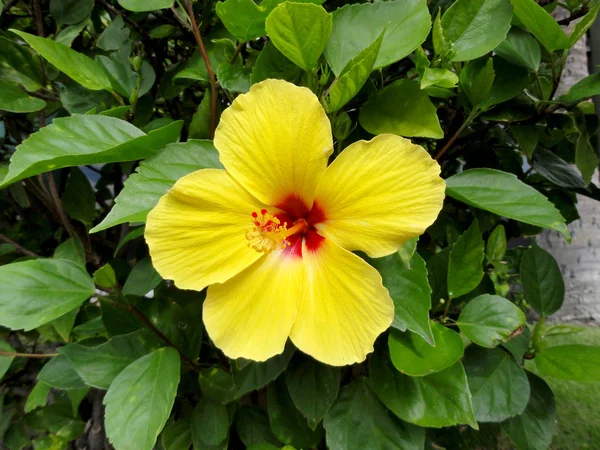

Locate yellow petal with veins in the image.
[214,79,333,208]
[145,169,265,291]
[314,134,445,258]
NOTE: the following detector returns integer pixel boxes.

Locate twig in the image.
[0,233,39,257]
[230,42,243,64]
[0,351,58,358]
[183,0,218,138]
[557,8,589,26]
[434,120,469,161]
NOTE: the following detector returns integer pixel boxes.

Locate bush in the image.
[1,0,600,449]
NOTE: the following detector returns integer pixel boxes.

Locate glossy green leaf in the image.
[370,252,434,344]
[570,3,600,46]
[117,0,174,12]
[97,16,130,52]
[0,259,94,331]
[325,0,431,75]
[502,372,556,450]
[24,381,51,413]
[484,58,529,109]
[251,42,302,85]
[495,27,541,72]
[369,351,477,428]
[232,343,295,396]
[445,169,570,240]
[266,3,331,71]
[359,79,443,139]
[0,115,182,188]
[93,264,117,289]
[325,29,384,113]
[189,92,214,139]
[487,224,507,262]
[535,345,600,382]
[421,67,459,89]
[54,238,86,268]
[560,72,600,103]
[122,257,162,297]
[464,346,530,422]
[324,378,424,450]
[50,0,94,25]
[162,419,192,450]
[38,354,87,390]
[285,357,341,429]
[0,80,45,113]
[457,294,526,348]
[448,220,485,298]
[460,58,494,108]
[510,0,570,52]
[442,0,513,62]
[388,322,463,376]
[217,62,251,93]
[191,398,229,447]
[104,347,180,450]
[520,246,564,316]
[0,36,43,91]
[59,330,158,389]
[267,377,323,448]
[576,133,599,186]
[199,367,238,404]
[533,147,585,188]
[91,140,220,232]
[61,167,95,226]
[234,406,282,448]
[10,30,112,91]
[0,341,15,380]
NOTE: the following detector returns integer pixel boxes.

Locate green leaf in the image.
[59,330,158,389]
[54,238,86,268]
[0,115,182,188]
[50,0,94,25]
[324,0,431,76]
[432,9,446,58]
[370,252,434,344]
[427,247,450,305]
[266,3,331,71]
[325,29,384,113]
[232,343,295,396]
[56,19,90,48]
[121,257,161,297]
[460,57,495,108]
[421,67,459,89]
[199,367,238,405]
[0,259,94,331]
[285,357,341,429]
[510,125,538,159]
[457,294,526,347]
[38,354,87,390]
[0,341,15,380]
[388,322,463,376]
[162,419,192,450]
[442,0,513,62]
[10,30,112,91]
[234,406,282,448]
[267,377,323,448]
[0,36,43,91]
[560,72,600,103]
[217,62,251,93]
[359,79,443,139]
[445,168,570,240]
[61,167,95,226]
[25,382,51,413]
[0,80,45,113]
[370,352,477,429]
[487,224,507,262]
[570,3,600,46]
[520,246,564,316]
[189,93,213,139]
[104,347,180,450]
[533,147,586,188]
[114,227,145,256]
[251,42,302,85]
[39,308,79,343]
[97,16,130,52]
[191,398,229,447]
[484,58,529,109]
[448,220,485,298]
[323,378,424,450]
[117,0,174,12]
[464,346,530,422]
[503,326,531,362]
[509,0,570,52]
[495,27,541,72]
[93,264,117,289]
[502,372,556,450]
[91,140,220,232]
[576,133,599,186]
[535,345,600,382]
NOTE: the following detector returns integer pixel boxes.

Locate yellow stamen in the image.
[246,210,291,253]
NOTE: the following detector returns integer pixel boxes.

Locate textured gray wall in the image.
[538,9,600,323]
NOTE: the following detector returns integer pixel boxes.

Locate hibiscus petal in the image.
[145,169,265,291]
[214,79,333,208]
[313,134,445,258]
[204,251,304,361]
[290,238,394,366]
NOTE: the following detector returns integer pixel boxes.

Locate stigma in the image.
[246,209,309,254]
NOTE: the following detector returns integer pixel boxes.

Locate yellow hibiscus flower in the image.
[145,79,445,366]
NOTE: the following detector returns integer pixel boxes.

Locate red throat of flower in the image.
[246,195,326,257]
